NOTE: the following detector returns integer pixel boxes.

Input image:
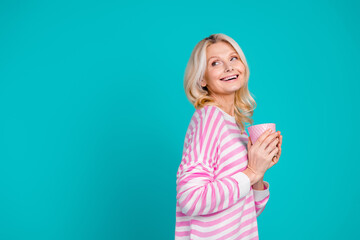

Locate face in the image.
[201,41,246,100]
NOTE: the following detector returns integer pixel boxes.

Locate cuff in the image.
[230,171,251,199]
[253,181,270,202]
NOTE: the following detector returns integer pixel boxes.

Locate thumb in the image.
[268,159,275,168]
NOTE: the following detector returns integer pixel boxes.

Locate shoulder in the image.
[186,105,226,136]
[191,105,224,124]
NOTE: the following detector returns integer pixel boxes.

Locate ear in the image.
[201,79,207,87]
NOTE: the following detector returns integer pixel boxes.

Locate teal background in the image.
[0,0,359,239]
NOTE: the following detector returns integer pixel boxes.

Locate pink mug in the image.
[247,123,276,144]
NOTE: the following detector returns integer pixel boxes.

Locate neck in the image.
[211,94,235,117]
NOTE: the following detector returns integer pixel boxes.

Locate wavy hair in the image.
[183,33,257,133]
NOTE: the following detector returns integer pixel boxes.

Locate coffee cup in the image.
[247,123,276,144]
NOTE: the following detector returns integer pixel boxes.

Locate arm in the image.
[244,132,271,217]
[176,107,252,217]
[252,177,266,190]
[177,161,252,217]
[252,176,270,217]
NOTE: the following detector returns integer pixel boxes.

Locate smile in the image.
[220,74,239,81]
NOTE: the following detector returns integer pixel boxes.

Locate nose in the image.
[224,62,234,72]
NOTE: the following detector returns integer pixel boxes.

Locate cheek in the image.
[238,62,246,71]
[207,68,222,81]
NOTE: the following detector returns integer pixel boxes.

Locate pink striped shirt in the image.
[175,105,270,239]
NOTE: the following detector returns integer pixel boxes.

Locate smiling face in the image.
[201,41,246,101]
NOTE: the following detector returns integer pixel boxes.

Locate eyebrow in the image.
[207,52,238,62]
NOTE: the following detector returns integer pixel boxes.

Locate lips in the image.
[220,74,239,81]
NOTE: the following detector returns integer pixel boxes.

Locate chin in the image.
[230,84,242,92]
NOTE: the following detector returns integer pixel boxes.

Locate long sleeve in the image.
[176,107,251,217]
[253,181,270,217]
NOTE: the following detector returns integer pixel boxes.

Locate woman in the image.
[175,33,283,239]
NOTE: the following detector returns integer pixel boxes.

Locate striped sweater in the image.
[175,105,270,240]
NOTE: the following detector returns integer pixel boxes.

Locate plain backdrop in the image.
[0,0,359,239]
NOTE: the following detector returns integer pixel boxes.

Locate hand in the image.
[268,131,282,168]
[247,129,280,180]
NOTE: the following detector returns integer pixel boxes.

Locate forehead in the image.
[206,41,237,58]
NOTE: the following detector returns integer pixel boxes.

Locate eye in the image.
[231,56,238,61]
[211,61,219,66]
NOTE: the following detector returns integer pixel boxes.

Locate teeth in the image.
[221,75,238,81]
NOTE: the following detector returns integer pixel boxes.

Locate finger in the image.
[268,147,279,160]
[254,129,273,146]
[260,132,279,150]
[247,137,251,149]
[271,155,278,166]
[277,138,282,157]
[277,147,281,158]
[278,133,282,147]
[248,136,252,145]
[272,157,278,165]
[278,145,282,158]
[268,159,275,168]
[277,136,282,148]
[265,136,279,152]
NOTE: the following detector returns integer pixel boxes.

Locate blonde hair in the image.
[183,33,257,133]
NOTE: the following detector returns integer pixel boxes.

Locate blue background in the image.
[1,0,359,239]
